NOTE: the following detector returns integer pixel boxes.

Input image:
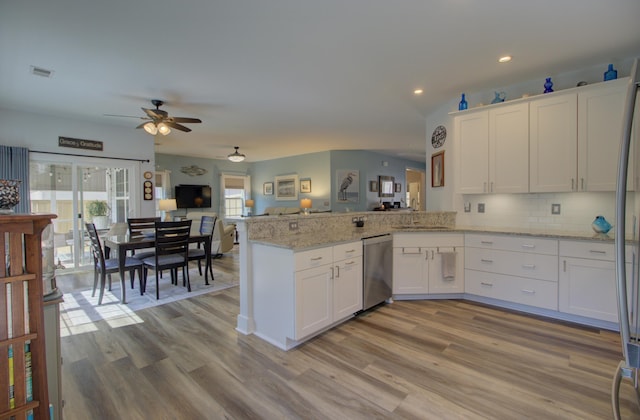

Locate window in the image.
[221,174,251,218]
[225,192,244,217]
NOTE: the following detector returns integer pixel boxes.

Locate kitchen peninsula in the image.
[235,211,626,350]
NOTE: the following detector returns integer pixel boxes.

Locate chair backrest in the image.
[128,217,161,239]
[85,223,106,271]
[199,215,216,237]
[154,220,192,259]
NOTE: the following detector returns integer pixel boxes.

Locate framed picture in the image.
[431,151,445,187]
[336,170,359,203]
[300,179,312,193]
[369,180,378,192]
[378,175,394,197]
[263,182,273,195]
[275,174,299,201]
[394,183,402,193]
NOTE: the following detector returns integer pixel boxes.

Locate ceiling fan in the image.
[105,99,202,135]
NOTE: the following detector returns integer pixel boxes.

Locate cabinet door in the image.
[578,79,628,191]
[295,265,333,339]
[456,111,489,193]
[392,247,428,294]
[530,93,577,192]
[489,103,529,193]
[334,257,363,320]
[427,247,464,293]
[559,257,617,322]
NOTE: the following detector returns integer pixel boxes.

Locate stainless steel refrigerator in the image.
[614,57,640,418]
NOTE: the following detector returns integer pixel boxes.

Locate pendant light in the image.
[228,146,246,162]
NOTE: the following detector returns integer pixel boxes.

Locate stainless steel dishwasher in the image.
[362,234,393,311]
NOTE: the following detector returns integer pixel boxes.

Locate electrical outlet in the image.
[551,203,561,215]
[289,221,298,230]
[477,203,485,213]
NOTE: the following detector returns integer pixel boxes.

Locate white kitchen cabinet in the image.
[529,92,578,192]
[456,111,489,194]
[393,233,464,296]
[559,240,632,323]
[455,103,528,194]
[464,233,559,310]
[251,240,363,349]
[578,78,631,191]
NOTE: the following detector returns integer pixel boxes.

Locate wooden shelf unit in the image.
[1,214,56,420]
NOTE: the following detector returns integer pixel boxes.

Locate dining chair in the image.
[86,223,144,305]
[127,217,160,260]
[188,215,216,282]
[141,220,192,300]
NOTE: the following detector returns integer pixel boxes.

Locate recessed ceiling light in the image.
[498,55,512,63]
[413,88,423,95]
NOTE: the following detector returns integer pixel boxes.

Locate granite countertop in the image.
[250,224,622,251]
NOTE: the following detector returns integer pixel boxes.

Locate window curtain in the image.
[0,145,30,213]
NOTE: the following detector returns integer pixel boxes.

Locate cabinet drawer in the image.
[394,232,463,248]
[295,247,333,271]
[465,247,558,281]
[559,240,615,261]
[333,241,362,260]
[465,269,558,310]
[465,233,557,255]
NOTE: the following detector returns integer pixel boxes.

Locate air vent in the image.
[30,66,54,78]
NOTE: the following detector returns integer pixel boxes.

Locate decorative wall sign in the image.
[300,179,312,193]
[58,136,103,151]
[336,170,359,203]
[180,165,207,176]
[431,151,445,187]
[431,125,447,149]
[275,174,298,201]
[143,180,154,200]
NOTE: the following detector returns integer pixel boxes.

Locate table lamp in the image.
[300,198,312,215]
[245,199,254,216]
[159,198,177,222]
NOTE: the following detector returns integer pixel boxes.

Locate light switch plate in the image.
[289,221,298,230]
[478,203,485,213]
[551,204,561,215]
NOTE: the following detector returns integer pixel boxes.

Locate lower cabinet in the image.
[559,240,632,323]
[393,233,464,296]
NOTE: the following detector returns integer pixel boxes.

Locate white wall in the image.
[425,57,638,235]
[0,107,156,215]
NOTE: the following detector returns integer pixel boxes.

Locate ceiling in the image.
[2,1,640,163]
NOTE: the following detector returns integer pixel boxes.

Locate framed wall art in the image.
[300,179,311,193]
[431,151,445,187]
[275,174,299,201]
[336,170,359,203]
[263,182,273,195]
[378,175,394,197]
[394,183,402,193]
[369,180,378,192]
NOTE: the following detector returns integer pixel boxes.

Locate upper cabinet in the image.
[456,102,529,194]
[455,78,631,194]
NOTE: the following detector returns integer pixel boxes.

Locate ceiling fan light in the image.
[143,122,158,135]
[157,122,171,136]
[228,146,246,162]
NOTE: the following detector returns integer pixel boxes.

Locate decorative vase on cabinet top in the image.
[592,215,612,234]
[491,91,506,104]
[0,179,21,214]
[604,64,618,81]
[543,78,554,93]
[458,93,468,111]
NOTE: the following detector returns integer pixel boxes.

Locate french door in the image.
[30,155,139,271]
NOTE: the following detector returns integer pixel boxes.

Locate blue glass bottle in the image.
[543,78,553,93]
[458,93,468,111]
[604,64,617,81]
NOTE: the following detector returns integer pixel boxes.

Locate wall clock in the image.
[143,171,153,180]
[431,125,447,148]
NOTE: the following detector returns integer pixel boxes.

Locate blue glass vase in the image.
[543,78,553,93]
[604,64,617,81]
[458,93,468,111]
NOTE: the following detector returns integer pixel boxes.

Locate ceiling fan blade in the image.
[135,122,149,129]
[142,107,165,119]
[170,117,202,124]
[165,121,192,132]
[104,113,148,120]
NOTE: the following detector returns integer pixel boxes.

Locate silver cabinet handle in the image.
[589,250,607,254]
[521,289,535,294]
[311,256,323,261]
[480,282,493,287]
[402,247,422,255]
[330,266,334,279]
[522,264,536,269]
[345,249,356,253]
[521,244,535,249]
[563,260,566,272]
[344,260,356,266]
[480,259,493,263]
[336,265,340,278]
[490,182,494,192]
[480,241,493,245]
[571,178,575,190]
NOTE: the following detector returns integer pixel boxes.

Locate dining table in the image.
[103,232,212,304]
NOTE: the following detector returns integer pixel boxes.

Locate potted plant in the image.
[87,200,109,229]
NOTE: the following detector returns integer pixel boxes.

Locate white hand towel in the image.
[441,252,456,280]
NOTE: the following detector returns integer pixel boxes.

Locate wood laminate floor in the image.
[59,249,640,419]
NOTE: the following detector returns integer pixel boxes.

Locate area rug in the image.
[60,268,237,336]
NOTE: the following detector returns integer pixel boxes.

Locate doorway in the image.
[405,168,425,210]
[29,156,138,271]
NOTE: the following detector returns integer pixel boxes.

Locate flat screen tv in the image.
[175,184,212,209]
